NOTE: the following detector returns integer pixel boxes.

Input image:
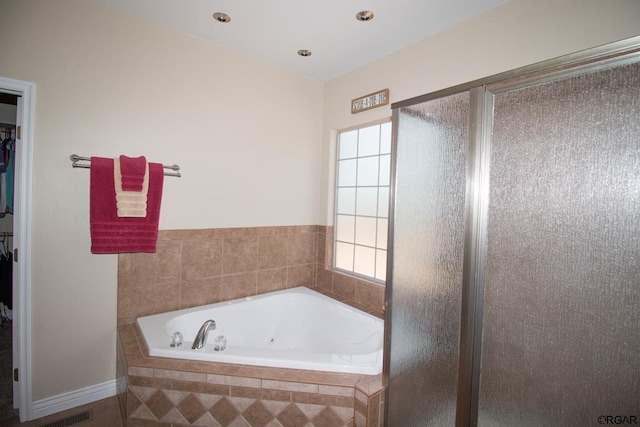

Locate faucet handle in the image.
[213,335,227,351]
[170,332,183,347]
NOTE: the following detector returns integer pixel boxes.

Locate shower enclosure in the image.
[385,37,640,426]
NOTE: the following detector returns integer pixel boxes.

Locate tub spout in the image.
[192,319,216,350]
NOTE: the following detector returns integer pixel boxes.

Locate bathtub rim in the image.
[136,286,384,375]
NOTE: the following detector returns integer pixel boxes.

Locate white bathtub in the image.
[136,286,384,375]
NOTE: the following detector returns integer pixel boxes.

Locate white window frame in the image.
[333,119,392,283]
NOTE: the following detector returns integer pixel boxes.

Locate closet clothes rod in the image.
[69,154,181,177]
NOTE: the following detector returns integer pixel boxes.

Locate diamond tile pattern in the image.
[161,407,190,424]
[277,403,309,427]
[146,390,174,420]
[243,401,274,427]
[127,386,362,426]
[194,412,221,427]
[127,376,382,427]
[126,387,143,415]
[177,393,209,424]
[312,407,345,427]
[212,397,241,426]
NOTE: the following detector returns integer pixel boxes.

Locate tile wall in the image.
[117,226,384,325]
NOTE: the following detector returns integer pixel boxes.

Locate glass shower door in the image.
[477,61,640,426]
[387,92,471,426]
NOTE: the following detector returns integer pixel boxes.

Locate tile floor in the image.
[0,396,122,427]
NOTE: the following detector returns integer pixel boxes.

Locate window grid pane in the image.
[336,187,356,215]
[375,249,387,281]
[334,121,392,282]
[380,122,392,154]
[356,187,378,216]
[339,130,358,159]
[335,242,355,271]
[354,245,376,277]
[355,216,377,247]
[357,157,379,186]
[338,159,357,187]
[336,214,356,243]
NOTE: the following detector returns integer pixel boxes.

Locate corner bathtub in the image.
[136,287,384,375]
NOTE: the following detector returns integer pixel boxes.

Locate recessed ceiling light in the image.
[356,10,374,22]
[297,49,312,57]
[212,12,231,23]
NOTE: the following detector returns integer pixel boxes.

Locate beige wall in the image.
[320,0,640,224]
[0,0,639,408]
[0,0,323,401]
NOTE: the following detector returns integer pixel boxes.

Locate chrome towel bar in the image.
[69,154,181,177]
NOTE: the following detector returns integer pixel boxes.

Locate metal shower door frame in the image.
[384,35,640,427]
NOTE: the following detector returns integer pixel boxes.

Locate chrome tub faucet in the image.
[192,319,216,349]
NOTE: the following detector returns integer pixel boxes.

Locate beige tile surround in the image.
[116,225,386,426]
[117,226,384,325]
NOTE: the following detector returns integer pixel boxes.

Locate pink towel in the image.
[119,155,146,191]
[90,157,164,254]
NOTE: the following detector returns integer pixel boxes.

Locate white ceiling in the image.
[91,0,506,81]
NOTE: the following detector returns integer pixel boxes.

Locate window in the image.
[334,121,392,282]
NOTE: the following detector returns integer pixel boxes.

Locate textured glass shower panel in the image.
[478,62,640,426]
[388,92,469,426]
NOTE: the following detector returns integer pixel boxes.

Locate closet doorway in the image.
[0,92,17,421]
[0,76,35,422]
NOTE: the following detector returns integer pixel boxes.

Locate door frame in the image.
[0,75,34,422]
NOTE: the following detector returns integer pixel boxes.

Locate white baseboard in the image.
[30,379,118,420]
